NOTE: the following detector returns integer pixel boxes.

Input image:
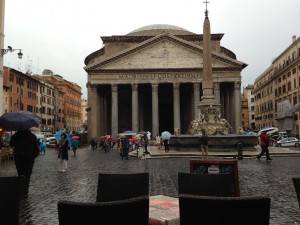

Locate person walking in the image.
[58,133,69,172]
[257,130,272,161]
[40,139,46,154]
[155,134,161,150]
[143,135,150,154]
[71,139,79,156]
[9,129,40,198]
[121,136,130,159]
[199,128,209,159]
[163,139,169,152]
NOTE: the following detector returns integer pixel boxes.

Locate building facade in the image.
[0,0,5,115]
[254,35,300,137]
[242,84,255,130]
[84,24,247,139]
[42,70,82,132]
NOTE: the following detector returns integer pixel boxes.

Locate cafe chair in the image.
[179,194,271,225]
[57,195,149,225]
[0,175,25,225]
[178,172,236,197]
[292,177,300,207]
[96,172,149,202]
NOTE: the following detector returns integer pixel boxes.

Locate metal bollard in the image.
[237,143,243,160]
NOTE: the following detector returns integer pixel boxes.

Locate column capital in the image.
[90,84,97,91]
[131,83,138,91]
[151,83,158,92]
[111,84,118,92]
[173,82,180,91]
[234,81,241,90]
[193,83,200,91]
[213,82,220,90]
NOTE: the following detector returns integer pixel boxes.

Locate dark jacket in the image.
[199,134,209,145]
[9,129,40,160]
[58,139,69,160]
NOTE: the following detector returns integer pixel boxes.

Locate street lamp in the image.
[1,46,23,59]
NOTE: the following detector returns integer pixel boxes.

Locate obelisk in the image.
[198,3,220,111]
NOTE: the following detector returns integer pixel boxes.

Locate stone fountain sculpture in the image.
[189,106,232,135]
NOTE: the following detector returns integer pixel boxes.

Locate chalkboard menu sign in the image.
[189,159,240,196]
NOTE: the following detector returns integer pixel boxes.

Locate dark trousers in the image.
[14,157,34,196]
[122,148,129,159]
[257,146,271,159]
[144,144,149,153]
[164,140,169,152]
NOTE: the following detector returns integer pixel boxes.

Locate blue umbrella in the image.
[161,131,172,140]
[55,130,71,145]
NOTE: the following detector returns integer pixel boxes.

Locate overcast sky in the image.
[3,0,300,99]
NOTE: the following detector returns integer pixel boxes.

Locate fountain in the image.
[170,6,257,152]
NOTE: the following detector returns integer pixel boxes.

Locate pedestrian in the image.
[9,129,40,198]
[199,128,209,159]
[257,130,272,161]
[71,139,79,156]
[143,134,150,154]
[58,133,69,172]
[163,139,169,152]
[155,134,161,150]
[40,139,46,154]
[121,136,130,159]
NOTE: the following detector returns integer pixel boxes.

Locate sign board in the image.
[190,159,240,196]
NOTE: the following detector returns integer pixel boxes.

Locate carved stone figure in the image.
[189,106,232,135]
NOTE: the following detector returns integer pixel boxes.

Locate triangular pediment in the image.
[85,34,246,71]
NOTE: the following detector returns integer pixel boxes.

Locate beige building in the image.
[243,84,255,130]
[254,35,300,137]
[0,0,5,115]
[84,24,247,139]
[81,99,87,130]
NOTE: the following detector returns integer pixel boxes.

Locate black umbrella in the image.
[289,103,300,113]
[0,111,42,131]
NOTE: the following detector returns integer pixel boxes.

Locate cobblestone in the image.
[1,146,300,225]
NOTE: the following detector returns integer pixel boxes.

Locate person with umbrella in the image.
[58,133,69,172]
[71,136,79,156]
[161,131,171,152]
[9,129,40,198]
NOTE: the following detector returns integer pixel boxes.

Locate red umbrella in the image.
[71,135,80,140]
[100,135,111,139]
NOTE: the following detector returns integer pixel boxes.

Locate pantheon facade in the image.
[84,24,247,139]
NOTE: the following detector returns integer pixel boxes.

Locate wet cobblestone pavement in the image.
[1,147,300,225]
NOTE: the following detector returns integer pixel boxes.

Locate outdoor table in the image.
[149,195,179,225]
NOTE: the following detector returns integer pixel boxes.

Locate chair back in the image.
[58,195,149,225]
[96,172,149,202]
[179,194,270,225]
[178,172,236,197]
[292,177,300,207]
[0,176,25,225]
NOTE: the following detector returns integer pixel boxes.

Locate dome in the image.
[127,24,196,36]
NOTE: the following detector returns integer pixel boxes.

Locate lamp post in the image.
[1,46,23,59]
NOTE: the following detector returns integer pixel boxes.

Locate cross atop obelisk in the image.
[203,0,210,17]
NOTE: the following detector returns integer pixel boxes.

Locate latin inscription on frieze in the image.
[118,73,201,80]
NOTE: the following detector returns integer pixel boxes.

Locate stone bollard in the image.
[237,143,243,160]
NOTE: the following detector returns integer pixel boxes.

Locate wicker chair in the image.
[292,177,300,207]
[0,176,25,225]
[179,194,271,225]
[58,195,149,225]
[96,172,149,202]
[178,172,237,197]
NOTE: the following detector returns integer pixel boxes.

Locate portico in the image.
[84,25,247,139]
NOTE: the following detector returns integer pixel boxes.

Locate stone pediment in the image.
[85,33,246,71]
